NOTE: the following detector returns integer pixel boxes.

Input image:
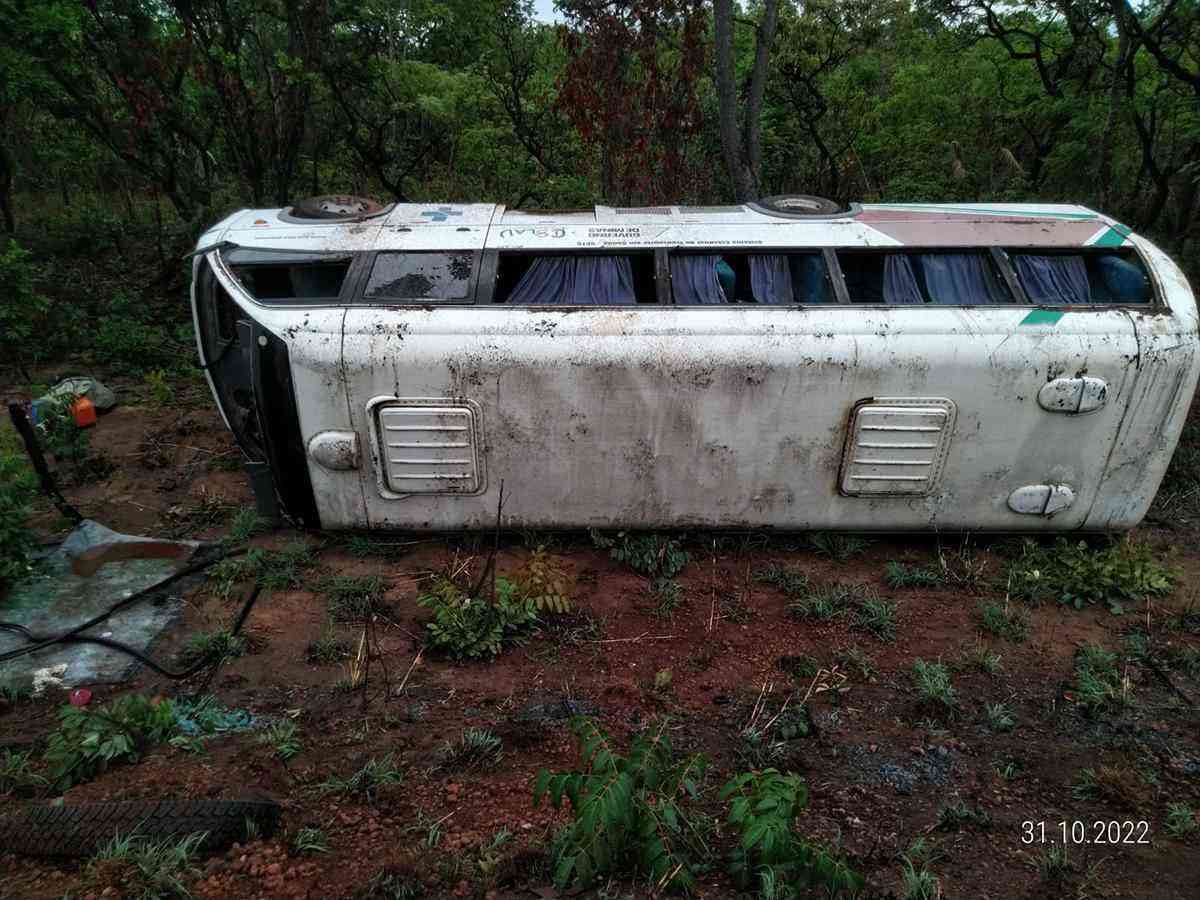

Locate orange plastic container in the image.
[71,396,97,428]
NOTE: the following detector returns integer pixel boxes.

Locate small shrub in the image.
[417,576,538,660]
[86,831,206,899]
[1006,537,1176,614]
[44,694,178,789]
[292,826,331,855]
[984,701,1016,733]
[440,728,503,770]
[1072,643,1131,715]
[884,560,943,589]
[533,717,707,891]
[318,753,404,803]
[592,530,689,579]
[258,721,303,762]
[178,628,247,666]
[1166,802,1197,838]
[322,575,387,623]
[854,593,898,641]
[0,749,45,796]
[512,546,573,613]
[720,769,862,898]
[911,659,957,711]
[806,532,871,562]
[978,601,1029,642]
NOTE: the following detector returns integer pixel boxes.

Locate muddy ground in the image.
[1,373,1199,900]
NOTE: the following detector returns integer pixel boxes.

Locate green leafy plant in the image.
[513,545,573,613]
[592,530,689,579]
[978,601,1029,642]
[786,582,871,622]
[258,720,303,761]
[911,659,957,711]
[533,717,708,891]
[321,574,387,623]
[1006,538,1177,614]
[208,542,316,599]
[0,239,51,379]
[720,769,862,898]
[439,727,503,770]
[85,831,206,900]
[43,694,178,789]
[648,578,685,620]
[1034,845,1072,881]
[1072,643,1131,715]
[318,753,404,803]
[292,826,331,855]
[143,369,175,405]
[1166,802,1197,838]
[417,576,538,660]
[754,563,811,597]
[935,800,991,831]
[884,560,943,589]
[900,838,941,899]
[0,748,46,796]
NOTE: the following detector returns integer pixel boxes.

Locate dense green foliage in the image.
[44,694,178,789]
[417,575,539,659]
[533,717,709,891]
[1006,538,1177,614]
[720,768,863,898]
[0,428,38,587]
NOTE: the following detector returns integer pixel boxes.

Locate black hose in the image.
[0,546,245,666]
[0,585,261,680]
[6,401,82,524]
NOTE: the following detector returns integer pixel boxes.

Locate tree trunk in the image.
[1098,1,1131,209]
[713,0,778,202]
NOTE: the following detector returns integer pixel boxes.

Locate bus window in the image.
[226,249,351,302]
[494,253,656,305]
[838,251,1011,305]
[1010,250,1151,304]
[365,251,473,301]
[669,252,833,304]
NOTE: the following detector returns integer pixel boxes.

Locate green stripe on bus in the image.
[1092,223,1131,247]
[1020,310,1065,326]
[869,204,1098,220]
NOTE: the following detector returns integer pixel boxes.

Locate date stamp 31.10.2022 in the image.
[1022,820,1151,846]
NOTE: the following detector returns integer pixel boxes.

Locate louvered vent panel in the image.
[374,404,481,494]
[614,206,672,215]
[839,399,956,496]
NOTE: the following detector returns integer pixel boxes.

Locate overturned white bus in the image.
[190,195,1198,532]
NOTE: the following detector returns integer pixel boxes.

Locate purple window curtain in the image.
[1014,254,1090,304]
[748,255,794,304]
[919,253,1009,305]
[670,254,727,304]
[507,256,636,305]
[884,255,924,305]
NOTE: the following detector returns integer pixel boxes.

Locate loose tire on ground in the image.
[0,799,281,858]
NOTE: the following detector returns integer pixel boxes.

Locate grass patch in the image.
[439,728,503,770]
[0,749,46,796]
[935,800,991,831]
[978,601,1029,642]
[321,574,387,623]
[1166,802,1197,838]
[178,628,248,666]
[1072,643,1131,715]
[853,593,898,641]
[292,826,331,855]
[318,753,404,803]
[208,542,317,599]
[884,560,943,589]
[834,646,876,680]
[956,639,1003,674]
[1006,537,1176,614]
[754,563,811,597]
[805,532,871,562]
[984,701,1016,733]
[258,721,303,762]
[305,629,351,664]
[911,659,957,711]
[85,831,205,899]
[648,578,685,620]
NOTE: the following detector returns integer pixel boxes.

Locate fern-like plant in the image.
[533,717,708,891]
[720,769,863,898]
[417,576,538,660]
[513,546,573,613]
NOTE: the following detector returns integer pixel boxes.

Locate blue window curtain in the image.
[507,256,636,305]
[1014,254,1090,304]
[884,255,924,305]
[919,253,1010,305]
[1096,255,1149,302]
[670,254,728,304]
[748,255,794,304]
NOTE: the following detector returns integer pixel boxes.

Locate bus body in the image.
[190,199,1198,532]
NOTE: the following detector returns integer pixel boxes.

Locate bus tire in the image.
[0,798,281,858]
